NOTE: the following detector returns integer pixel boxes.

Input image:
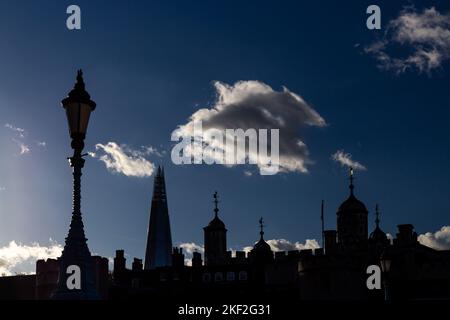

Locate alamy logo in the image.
[366,5,381,30]
[66,265,81,290]
[171,121,280,175]
[66,5,81,30]
[366,265,381,290]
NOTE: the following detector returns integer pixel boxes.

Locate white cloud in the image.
[36,141,46,147]
[93,142,156,178]
[12,139,30,155]
[0,240,63,276]
[244,170,253,177]
[179,242,204,255]
[178,243,204,267]
[243,238,320,253]
[332,150,366,171]
[365,7,450,74]
[141,146,164,158]
[5,123,26,138]
[418,226,450,250]
[0,187,5,192]
[173,81,326,174]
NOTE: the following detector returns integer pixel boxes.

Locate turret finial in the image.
[349,167,355,195]
[213,191,219,218]
[375,204,380,228]
[259,217,265,240]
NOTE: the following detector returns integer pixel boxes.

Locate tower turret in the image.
[336,168,368,248]
[203,191,227,266]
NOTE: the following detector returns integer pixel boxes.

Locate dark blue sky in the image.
[0,0,449,265]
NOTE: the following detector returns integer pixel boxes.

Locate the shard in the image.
[144,166,173,269]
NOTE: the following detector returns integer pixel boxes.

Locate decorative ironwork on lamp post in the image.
[52,70,99,300]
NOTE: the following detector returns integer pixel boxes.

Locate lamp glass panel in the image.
[64,102,92,136]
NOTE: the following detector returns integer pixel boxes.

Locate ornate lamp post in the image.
[52,70,99,300]
[380,250,392,302]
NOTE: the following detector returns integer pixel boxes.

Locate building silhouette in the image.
[108,169,450,301]
[1,168,450,300]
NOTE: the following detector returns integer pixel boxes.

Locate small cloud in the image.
[0,239,62,276]
[331,150,366,171]
[364,7,450,74]
[418,226,450,250]
[244,171,253,177]
[178,242,205,266]
[179,242,205,255]
[93,142,156,178]
[141,146,164,158]
[5,123,26,138]
[12,139,30,155]
[36,141,46,148]
[0,187,5,192]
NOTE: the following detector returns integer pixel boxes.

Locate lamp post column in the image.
[52,71,99,300]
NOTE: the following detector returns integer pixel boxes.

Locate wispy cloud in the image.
[332,150,366,171]
[4,123,45,155]
[5,123,26,138]
[173,80,326,175]
[364,7,450,74]
[0,240,62,276]
[418,226,450,250]
[92,142,156,178]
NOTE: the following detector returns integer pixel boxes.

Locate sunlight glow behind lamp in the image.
[52,70,99,300]
[380,253,391,273]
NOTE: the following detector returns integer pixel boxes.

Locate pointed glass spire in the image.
[144,165,172,269]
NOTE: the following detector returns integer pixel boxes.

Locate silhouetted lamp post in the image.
[52,70,99,300]
[380,250,392,301]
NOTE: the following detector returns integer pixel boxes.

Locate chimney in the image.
[192,251,203,268]
[324,230,337,254]
[394,224,418,246]
[114,250,126,272]
[172,247,185,269]
[132,258,143,271]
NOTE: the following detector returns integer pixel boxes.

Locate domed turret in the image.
[250,218,273,262]
[337,168,368,248]
[369,204,389,245]
[203,192,227,266]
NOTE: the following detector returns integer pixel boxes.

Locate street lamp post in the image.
[380,250,392,302]
[52,70,99,300]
